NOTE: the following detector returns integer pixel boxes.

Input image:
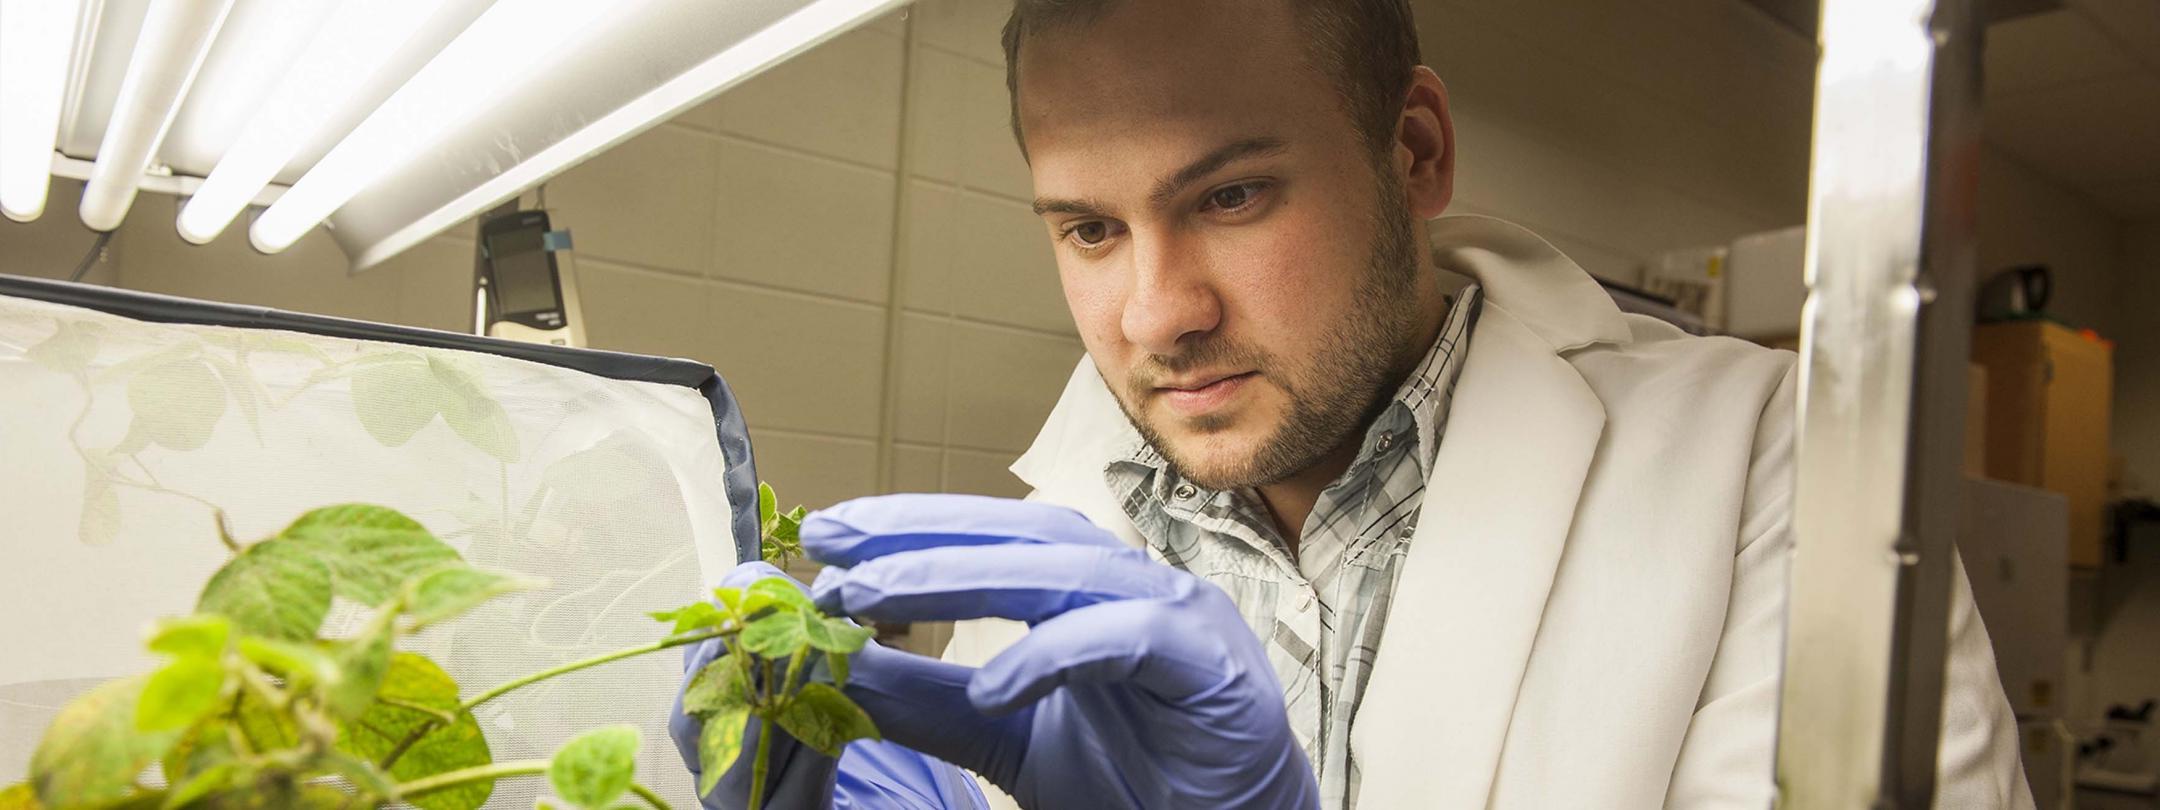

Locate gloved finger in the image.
[803,494,1124,568]
[810,543,1186,623]
[719,559,791,589]
[839,642,1032,792]
[967,598,1240,714]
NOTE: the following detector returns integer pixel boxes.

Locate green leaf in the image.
[738,612,808,658]
[30,676,183,806]
[748,577,815,615]
[352,354,439,448]
[135,657,224,732]
[235,636,339,686]
[826,648,851,689]
[327,611,397,720]
[277,504,461,607]
[650,601,724,636]
[548,724,641,808]
[321,750,398,800]
[681,659,753,717]
[771,683,879,757]
[162,760,242,809]
[758,482,777,533]
[126,358,228,451]
[25,319,100,374]
[427,355,522,463]
[235,689,299,752]
[402,565,547,628]
[147,615,231,660]
[336,653,492,810]
[197,540,332,641]
[802,616,874,654]
[695,707,749,797]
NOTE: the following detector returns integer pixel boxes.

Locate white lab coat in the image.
[942,215,2034,808]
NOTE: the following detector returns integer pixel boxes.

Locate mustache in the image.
[1127,337,1272,395]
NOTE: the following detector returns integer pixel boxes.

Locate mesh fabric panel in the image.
[0,291,740,805]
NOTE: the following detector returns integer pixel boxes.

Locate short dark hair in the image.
[1001,0,1423,157]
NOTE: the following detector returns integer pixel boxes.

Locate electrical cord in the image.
[68,230,113,283]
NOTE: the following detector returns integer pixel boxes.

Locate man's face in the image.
[1017,0,1437,490]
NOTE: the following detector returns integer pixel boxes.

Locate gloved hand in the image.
[803,493,1319,810]
[668,561,988,810]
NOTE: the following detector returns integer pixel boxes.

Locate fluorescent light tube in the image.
[349,0,910,270]
[249,0,642,254]
[0,0,85,222]
[176,0,436,244]
[78,0,233,232]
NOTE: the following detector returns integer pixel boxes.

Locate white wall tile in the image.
[889,442,945,493]
[943,322,1082,452]
[911,0,1009,66]
[958,57,1034,201]
[904,184,1071,334]
[943,447,1028,497]
[685,29,906,171]
[115,194,402,323]
[576,260,709,361]
[749,431,880,511]
[380,235,477,334]
[712,138,897,303]
[704,283,887,438]
[892,314,951,444]
[0,180,119,285]
[904,47,974,187]
[548,126,718,277]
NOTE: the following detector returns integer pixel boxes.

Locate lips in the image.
[1155,371,1256,418]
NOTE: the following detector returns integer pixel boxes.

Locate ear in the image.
[1393,66,1455,220]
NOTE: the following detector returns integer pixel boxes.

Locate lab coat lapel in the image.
[1350,300,1607,808]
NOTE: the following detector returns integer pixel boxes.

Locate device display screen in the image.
[487,227,559,316]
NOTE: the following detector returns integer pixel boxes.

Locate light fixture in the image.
[77,0,233,232]
[0,0,85,222]
[349,0,913,270]
[248,0,643,254]
[175,0,436,245]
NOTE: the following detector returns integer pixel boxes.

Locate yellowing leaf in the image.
[696,707,749,797]
[650,601,724,636]
[197,541,332,642]
[336,653,492,810]
[30,676,183,806]
[682,659,752,717]
[146,615,231,660]
[548,725,640,809]
[802,616,874,655]
[277,504,461,607]
[771,683,878,758]
[748,577,814,615]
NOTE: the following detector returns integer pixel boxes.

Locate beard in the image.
[1110,166,1428,491]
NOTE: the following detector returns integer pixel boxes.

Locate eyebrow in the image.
[1029,135,1288,218]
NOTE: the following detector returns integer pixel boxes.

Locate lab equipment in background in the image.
[1960,477,2071,808]
[0,273,762,804]
[475,207,585,347]
[1599,278,1711,335]
[1723,225,1808,339]
[1971,320,2115,568]
[1642,244,1726,330]
[1978,264,2055,322]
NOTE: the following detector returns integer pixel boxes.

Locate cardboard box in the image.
[1958,477,2068,717]
[1970,321,2114,568]
[1966,363,1989,478]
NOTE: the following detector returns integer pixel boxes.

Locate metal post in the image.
[1775,0,1984,807]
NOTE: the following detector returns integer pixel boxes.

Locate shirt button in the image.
[1172,483,1197,501]
[1375,432,1396,453]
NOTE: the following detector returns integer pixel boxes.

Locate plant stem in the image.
[628,782,673,810]
[378,626,732,770]
[748,716,775,810]
[393,758,549,799]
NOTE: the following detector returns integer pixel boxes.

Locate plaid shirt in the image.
[1104,285,1482,809]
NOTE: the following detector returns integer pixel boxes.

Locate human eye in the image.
[1060,219,1127,253]
[1200,180,1273,215]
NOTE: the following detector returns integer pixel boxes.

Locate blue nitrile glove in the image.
[802,493,1320,810]
[668,561,989,810]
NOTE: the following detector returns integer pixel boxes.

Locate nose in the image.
[1120,233,1221,356]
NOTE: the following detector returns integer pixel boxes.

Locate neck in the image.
[1256,278,1452,546]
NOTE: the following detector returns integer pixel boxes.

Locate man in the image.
[672,1,2033,807]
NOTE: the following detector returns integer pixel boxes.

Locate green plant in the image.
[4,484,875,810]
